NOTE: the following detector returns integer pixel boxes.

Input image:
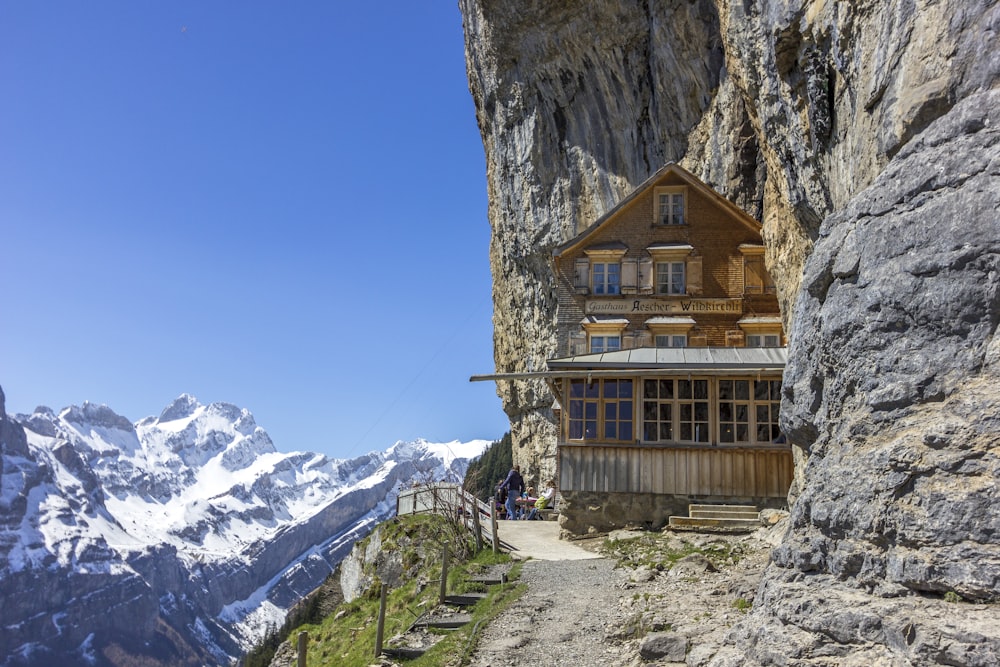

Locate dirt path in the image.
[466,557,631,667]
[466,525,780,667]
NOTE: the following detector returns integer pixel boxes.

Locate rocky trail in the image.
[464,522,778,667]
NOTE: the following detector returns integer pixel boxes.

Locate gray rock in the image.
[640,631,689,661]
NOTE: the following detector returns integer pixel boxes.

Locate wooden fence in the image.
[396,483,497,549]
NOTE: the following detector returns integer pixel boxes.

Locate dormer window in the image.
[654,186,686,225]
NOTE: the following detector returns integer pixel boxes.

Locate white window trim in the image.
[654,186,687,226]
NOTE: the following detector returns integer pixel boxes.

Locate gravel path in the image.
[466,557,632,667]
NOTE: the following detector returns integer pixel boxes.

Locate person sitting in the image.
[524,480,556,520]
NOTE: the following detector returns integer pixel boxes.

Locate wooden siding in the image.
[559,445,793,498]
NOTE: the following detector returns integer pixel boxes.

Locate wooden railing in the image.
[396,483,499,553]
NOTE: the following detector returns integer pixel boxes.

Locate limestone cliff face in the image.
[461,0,1000,661]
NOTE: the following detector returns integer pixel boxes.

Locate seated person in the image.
[524,481,556,520]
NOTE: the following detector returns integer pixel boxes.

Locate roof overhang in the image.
[470,347,787,382]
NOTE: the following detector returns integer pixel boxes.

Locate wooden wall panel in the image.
[559,446,792,499]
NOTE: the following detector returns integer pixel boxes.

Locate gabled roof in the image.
[553,163,762,257]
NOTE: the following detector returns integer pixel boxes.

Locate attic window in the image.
[654,186,687,225]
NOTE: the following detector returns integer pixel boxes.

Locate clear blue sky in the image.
[0,2,509,459]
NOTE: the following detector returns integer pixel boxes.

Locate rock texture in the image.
[460,0,1000,662]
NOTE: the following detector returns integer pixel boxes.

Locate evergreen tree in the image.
[463,432,512,502]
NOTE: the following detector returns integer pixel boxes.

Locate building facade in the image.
[546,163,792,532]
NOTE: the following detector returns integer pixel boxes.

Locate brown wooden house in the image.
[545,163,791,531]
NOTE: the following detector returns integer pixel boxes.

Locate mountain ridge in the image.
[0,384,489,666]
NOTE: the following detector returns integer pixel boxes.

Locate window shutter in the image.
[688,332,708,347]
[638,257,654,294]
[621,257,638,294]
[745,256,765,294]
[574,258,590,294]
[569,330,587,356]
[686,255,703,295]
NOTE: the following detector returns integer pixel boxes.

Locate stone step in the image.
[382,646,426,660]
[668,516,760,532]
[444,593,487,607]
[414,613,472,630]
[688,503,759,514]
[689,509,760,520]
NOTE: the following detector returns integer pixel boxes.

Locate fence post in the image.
[297,631,308,667]
[472,497,483,552]
[374,583,388,658]
[439,545,450,605]
[490,504,499,555]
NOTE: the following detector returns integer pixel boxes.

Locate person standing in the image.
[499,465,525,520]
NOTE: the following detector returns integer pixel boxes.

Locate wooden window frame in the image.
[566,378,635,443]
[654,186,687,226]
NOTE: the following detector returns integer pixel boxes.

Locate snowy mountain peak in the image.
[156,393,201,423]
[1,386,492,666]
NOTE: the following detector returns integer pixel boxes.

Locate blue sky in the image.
[0,2,509,459]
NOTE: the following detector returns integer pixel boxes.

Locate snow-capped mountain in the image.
[0,385,489,666]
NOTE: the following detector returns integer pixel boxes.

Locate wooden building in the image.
[545,163,791,530]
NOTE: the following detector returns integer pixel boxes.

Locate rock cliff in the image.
[460,0,1000,662]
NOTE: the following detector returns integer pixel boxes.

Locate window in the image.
[568,379,633,442]
[642,378,709,444]
[655,334,687,348]
[592,262,621,295]
[754,379,782,443]
[656,189,686,225]
[656,262,686,295]
[746,334,781,348]
[718,380,751,443]
[589,335,621,354]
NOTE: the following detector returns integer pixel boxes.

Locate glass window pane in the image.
[757,405,769,424]
[604,422,617,439]
[755,380,769,401]
[680,423,692,440]
[620,400,633,418]
[585,421,597,438]
[694,380,708,399]
[570,380,584,397]
[720,402,733,421]
[605,403,617,421]
[644,380,657,399]
[604,380,618,398]
[586,382,600,398]
[659,404,671,421]
[644,423,657,441]
[736,404,749,422]
[620,423,632,441]
[737,424,749,441]
[660,423,672,440]
[619,380,633,398]
[695,402,709,421]
[680,404,692,421]
[585,403,598,419]
[736,380,749,400]
[771,381,782,401]
[757,425,770,442]
[696,424,708,442]
[644,402,657,420]
[720,425,734,443]
[570,422,582,439]
[678,380,691,399]
[569,401,583,418]
[660,380,673,398]
[719,380,733,400]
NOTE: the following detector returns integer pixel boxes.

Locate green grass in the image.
[288,523,522,667]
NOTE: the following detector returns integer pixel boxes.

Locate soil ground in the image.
[464,520,783,667]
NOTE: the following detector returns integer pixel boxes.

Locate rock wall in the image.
[460,0,1000,661]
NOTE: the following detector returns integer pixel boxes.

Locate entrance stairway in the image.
[668,504,760,532]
